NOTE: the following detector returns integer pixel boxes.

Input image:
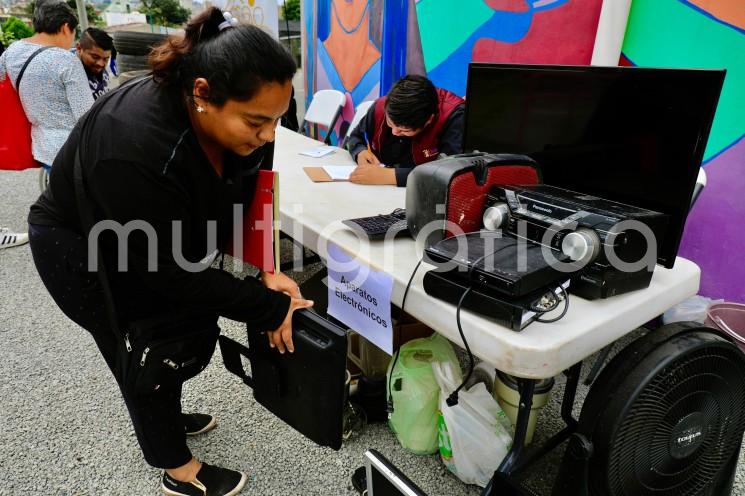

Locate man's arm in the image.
[346,104,376,161]
[438,104,466,156]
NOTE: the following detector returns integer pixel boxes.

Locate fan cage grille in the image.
[601,346,745,496]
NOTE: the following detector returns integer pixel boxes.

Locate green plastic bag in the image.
[387,333,459,454]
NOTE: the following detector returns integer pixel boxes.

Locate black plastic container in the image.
[219,309,348,450]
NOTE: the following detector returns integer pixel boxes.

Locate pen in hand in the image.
[359,131,381,166]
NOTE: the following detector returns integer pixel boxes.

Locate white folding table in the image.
[272,126,701,492]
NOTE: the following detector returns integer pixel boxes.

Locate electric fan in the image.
[553,322,745,496]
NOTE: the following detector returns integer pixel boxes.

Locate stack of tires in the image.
[113,31,168,73]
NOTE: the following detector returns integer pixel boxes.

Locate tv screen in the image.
[463,63,725,268]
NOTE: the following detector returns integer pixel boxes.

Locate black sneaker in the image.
[162,463,247,496]
[183,413,217,436]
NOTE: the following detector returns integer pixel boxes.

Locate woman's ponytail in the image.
[149,7,231,87]
[147,7,296,107]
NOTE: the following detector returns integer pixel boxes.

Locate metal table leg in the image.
[497,378,536,475]
[482,363,583,495]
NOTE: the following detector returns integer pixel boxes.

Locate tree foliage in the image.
[26,1,104,28]
[140,0,191,27]
[0,17,35,46]
[282,0,300,21]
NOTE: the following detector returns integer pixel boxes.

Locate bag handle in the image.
[218,335,255,388]
[15,46,53,90]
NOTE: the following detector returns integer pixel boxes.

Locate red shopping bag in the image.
[0,76,38,171]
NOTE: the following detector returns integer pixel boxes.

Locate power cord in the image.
[535,286,570,323]
[389,237,571,412]
[387,258,422,416]
[446,241,516,407]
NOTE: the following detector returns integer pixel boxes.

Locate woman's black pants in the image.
[29,223,216,469]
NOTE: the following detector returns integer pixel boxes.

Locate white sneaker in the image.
[0,228,29,249]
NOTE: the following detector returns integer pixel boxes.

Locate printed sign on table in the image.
[327,243,394,354]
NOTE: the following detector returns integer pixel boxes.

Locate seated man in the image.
[75,27,113,100]
[346,75,465,186]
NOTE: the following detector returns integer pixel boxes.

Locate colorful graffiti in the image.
[623,0,745,301]
[304,0,384,143]
[303,0,604,142]
[415,0,603,96]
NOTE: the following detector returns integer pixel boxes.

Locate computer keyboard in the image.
[342,208,409,240]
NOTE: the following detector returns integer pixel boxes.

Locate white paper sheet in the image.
[299,146,337,158]
[322,165,356,181]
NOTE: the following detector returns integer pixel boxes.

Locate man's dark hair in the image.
[33,1,79,34]
[80,27,114,51]
[385,75,438,130]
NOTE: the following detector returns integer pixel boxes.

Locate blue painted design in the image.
[306,0,317,109]
[702,133,745,165]
[380,0,408,94]
[317,0,331,41]
[331,0,371,34]
[678,1,745,36]
[317,41,380,106]
[427,8,536,95]
[350,58,381,104]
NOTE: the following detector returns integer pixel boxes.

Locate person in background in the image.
[75,27,114,100]
[346,74,465,187]
[28,8,310,496]
[0,1,93,246]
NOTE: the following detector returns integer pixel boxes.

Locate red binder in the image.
[226,170,280,273]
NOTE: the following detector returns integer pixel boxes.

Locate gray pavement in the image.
[2,163,744,495]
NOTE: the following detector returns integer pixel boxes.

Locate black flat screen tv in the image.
[463,63,725,269]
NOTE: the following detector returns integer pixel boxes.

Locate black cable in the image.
[534,286,569,323]
[446,286,474,407]
[387,258,422,415]
[444,241,516,407]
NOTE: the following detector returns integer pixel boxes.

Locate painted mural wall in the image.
[414,0,603,96]
[622,0,745,301]
[303,0,605,141]
[303,0,385,142]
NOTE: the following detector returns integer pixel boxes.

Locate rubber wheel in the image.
[113,31,167,56]
[117,54,150,73]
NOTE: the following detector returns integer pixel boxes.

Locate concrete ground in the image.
[2,97,745,493]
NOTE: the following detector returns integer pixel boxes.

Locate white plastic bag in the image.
[663,295,724,324]
[433,360,513,487]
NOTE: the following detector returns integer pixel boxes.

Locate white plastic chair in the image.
[342,100,375,148]
[301,89,346,145]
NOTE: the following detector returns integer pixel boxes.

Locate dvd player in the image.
[425,230,570,297]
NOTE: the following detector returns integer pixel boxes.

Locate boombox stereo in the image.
[483,184,668,299]
[406,152,541,248]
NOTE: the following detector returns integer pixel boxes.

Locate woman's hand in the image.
[349,165,396,185]
[356,149,380,167]
[261,271,301,298]
[266,297,314,354]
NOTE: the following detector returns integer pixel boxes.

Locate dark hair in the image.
[385,75,438,130]
[33,1,78,35]
[150,8,297,106]
[80,27,114,51]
